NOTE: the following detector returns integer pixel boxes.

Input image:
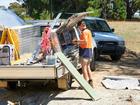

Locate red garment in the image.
[40,27,51,54]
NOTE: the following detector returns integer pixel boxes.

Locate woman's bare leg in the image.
[81,59,89,81]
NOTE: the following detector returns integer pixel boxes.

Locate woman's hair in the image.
[77,20,86,26]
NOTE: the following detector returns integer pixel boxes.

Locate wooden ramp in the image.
[55,52,99,101]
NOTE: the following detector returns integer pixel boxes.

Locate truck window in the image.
[84,19,111,32]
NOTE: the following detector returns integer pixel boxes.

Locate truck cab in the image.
[83,17,126,60]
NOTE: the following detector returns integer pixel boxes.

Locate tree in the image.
[18,0,90,19]
[17,0,52,19]
[86,0,101,17]
[52,0,89,17]
[113,0,127,20]
[86,0,127,20]
[8,2,31,20]
[124,0,140,19]
[16,0,140,20]
[8,2,32,20]
[86,0,115,19]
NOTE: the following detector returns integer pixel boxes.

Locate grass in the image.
[108,21,140,53]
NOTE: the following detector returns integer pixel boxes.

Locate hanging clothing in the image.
[40,27,51,54]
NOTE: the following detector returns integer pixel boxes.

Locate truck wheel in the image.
[90,57,96,71]
[110,55,121,61]
[95,49,99,60]
[90,50,96,71]
[7,81,17,90]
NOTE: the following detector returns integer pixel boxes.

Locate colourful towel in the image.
[40,27,51,54]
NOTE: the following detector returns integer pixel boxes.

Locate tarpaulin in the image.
[0,7,25,27]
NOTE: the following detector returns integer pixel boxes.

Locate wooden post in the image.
[0,81,7,88]
[57,74,69,90]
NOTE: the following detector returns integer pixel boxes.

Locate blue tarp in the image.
[0,7,26,27]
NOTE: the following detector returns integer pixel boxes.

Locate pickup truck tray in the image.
[0,65,56,80]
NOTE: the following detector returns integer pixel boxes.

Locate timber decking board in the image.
[55,52,99,101]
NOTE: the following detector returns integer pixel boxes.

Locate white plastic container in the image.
[46,55,56,65]
[0,44,14,65]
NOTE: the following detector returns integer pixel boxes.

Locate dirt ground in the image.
[0,49,140,105]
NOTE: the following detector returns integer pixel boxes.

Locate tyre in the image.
[90,49,96,71]
[94,48,99,60]
[110,55,122,61]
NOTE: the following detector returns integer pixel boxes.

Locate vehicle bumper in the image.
[97,45,126,55]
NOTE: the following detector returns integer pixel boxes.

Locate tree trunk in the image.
[125,0,132,19]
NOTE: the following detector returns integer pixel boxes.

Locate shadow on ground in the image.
[0,81,60,105]
[95,49,140,77]
[0,80,91,105]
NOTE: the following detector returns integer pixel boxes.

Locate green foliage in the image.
[135,0,140,9]
[14,0,140,20]
[113,0,127,20]
[86,0,101,17]
[86,0,126,20]
[124,0,140,19]
[40,11,50,20]
[86,7,100,17]
[22,0,52,19]
[100,0,111,19]
[22,0,90,19]
[9,2,26,19]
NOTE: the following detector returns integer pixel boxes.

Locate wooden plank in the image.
[0,81,7,88]
[57,74,69,90]
[55,52,99,101]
